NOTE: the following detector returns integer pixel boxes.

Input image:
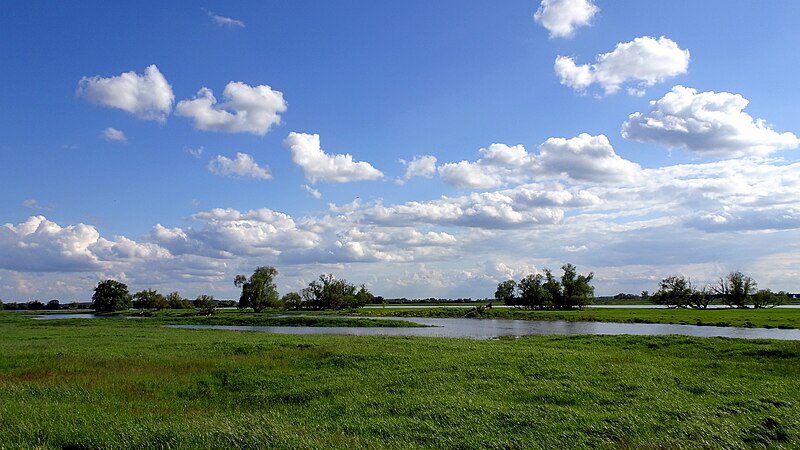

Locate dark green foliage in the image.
[194,295,217,316]
[652,275,694,308]
[494,279,517,305]
[91,279,131,312]
[281,292,302,310]
[294,274,373,310]
[752,289,787,309]
[234,266,280,312]
[495,263,593,309]
[716,271,758,308]
[133,289,167,310]
[46,299,60,310]
[166,291,193,309]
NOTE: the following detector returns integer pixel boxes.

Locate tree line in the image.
[650,271,787,309]
[81,265,374,314]
[494,263,595,309]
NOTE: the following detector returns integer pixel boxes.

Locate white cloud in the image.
[152,208,318,258]
[555,36,690,95]
[534,0,599,39]
[400,155,438,182]
[205,9,245,28]
[537,133,641,182]
[303,184,322,199]
[622,85,800,158]
[176,82,287,135]
[103,127,127,143]
[77,65,174,121]
[437,136,639,188]
[0,216,170,273]
[283,132,384,183]
[208,152,272,180]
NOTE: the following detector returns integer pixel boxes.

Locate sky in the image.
[2,0,800,302]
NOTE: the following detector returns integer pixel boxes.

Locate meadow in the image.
[1,310,799,449]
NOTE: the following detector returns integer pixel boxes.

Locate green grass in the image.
[0,312,799,449]
[315,306,800,329]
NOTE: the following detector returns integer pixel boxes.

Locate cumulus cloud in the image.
[0,216,170,272]
[555,36,689,95]
[208,152,272,180]
[534,0,599,39]
[622,85,800,158]
[437,136,639,189]
[205,9,245,27]
[363,183,597,229]
[77,65,174,121]
[176,82,287,135]
[152,208,318,258]
[103,127,127,143]
[537,133,641,182]
[400,155,438,182]
[283,132,384,184]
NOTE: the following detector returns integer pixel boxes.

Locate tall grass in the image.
[0,312,798,449]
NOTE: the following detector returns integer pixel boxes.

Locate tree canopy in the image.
[290,274,374,310]
[234,266,280,312]
[92,280,132,312]
[495,264,594,310]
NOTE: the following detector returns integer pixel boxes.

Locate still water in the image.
[167,317,800,341]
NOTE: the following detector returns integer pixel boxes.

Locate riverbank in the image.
[1,312,798,448]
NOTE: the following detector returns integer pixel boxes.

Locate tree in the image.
[46,299,61,310]
[133,289,167,310]
[0,299,4,311]
[234,266,280,312]
[281,292,302,310]
[298,274,372,310]
[559,263,594,309]
[92,280,132,312]
[688,286,713,309]
[518,274,552,309]
[27,300,45,310]
[494,279,517,305]
[751,289,786,309]
[166,291,192,309]
[542,269,563,307]
[715,271,757,308]
[194,294,217,316]
[651,276,694,308]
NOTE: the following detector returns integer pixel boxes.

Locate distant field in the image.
[1,312,799,449]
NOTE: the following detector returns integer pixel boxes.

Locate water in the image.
[167,317,800,340]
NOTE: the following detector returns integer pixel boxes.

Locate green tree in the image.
[0,298,4,311]
[518,274,552,309]
[299,274,372,310]
[234,266,280,312]
[46,299,61,310]
[281,292,302,310]
[92,280,132,312]
[166,291,192,309]
[494,279,517,305]
[651,276,694,308]
[560,263,594,309]
[751,289,786,309]
[715,271,757,308]
[133,289,167,310]
[194,294,217,316]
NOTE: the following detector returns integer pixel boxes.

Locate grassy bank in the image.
[127,310,426,328]
[1,312,799,449]
[319,306,800,329]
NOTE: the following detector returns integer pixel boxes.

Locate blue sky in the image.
[2,1,800,301]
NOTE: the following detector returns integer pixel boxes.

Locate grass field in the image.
[1,311,799,449]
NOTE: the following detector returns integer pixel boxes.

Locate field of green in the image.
[326,306,800,329]
[1,311,799,449]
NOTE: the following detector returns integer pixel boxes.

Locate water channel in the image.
[167,316,800,340]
